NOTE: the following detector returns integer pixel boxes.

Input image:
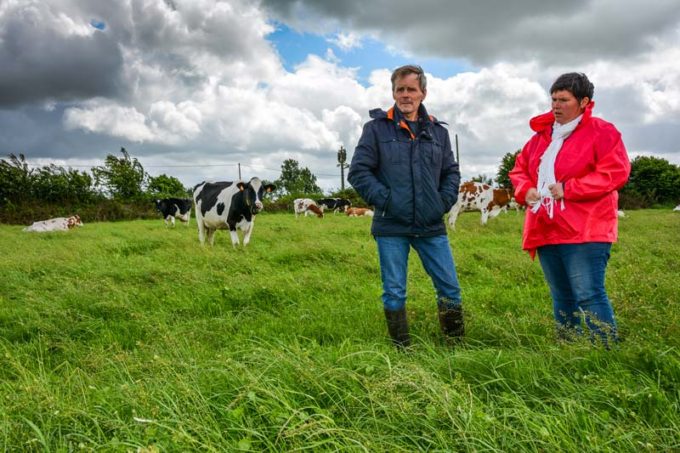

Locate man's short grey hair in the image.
[391,65,427,93]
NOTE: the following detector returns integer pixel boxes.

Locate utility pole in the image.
[238,163,242,180]
[455,134,460,164]
[337,145,349,191]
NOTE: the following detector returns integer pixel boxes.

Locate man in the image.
[348,65,463,349]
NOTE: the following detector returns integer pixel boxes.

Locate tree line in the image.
[2,147,677,224]
[0,149,361,224]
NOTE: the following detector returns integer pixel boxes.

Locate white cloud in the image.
[63,101,155,143]
[328,31,362,51]
[148,101,202,139]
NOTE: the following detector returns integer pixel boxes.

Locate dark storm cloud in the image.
[0,105,127,160]
[0,6,124,108]
[0,0,278,109]
[261,0,680,65]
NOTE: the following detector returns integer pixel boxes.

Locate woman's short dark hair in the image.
[550,72,594,101]
[391,65,427,93]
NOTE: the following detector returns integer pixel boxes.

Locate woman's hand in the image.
[548,183,564,200]
[525,188,540,205]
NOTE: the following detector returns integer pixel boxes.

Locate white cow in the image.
[23,215,83,232]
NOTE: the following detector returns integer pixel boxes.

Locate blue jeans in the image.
[537,242,618,344]
[375,235,462,312]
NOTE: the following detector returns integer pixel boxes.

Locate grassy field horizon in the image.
[0,209,678,451]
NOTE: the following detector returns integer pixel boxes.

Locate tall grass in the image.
[0,210,678,451]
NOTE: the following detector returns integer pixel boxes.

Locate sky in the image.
[1,0,680,193]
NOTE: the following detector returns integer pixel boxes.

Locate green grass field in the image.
[0,210,678,451]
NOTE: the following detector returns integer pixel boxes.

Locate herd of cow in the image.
[22,177,678,243]
[293,197,373,218]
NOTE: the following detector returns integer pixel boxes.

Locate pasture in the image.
[0,210,678,451]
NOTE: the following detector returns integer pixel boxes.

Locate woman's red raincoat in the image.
[509,102,631,258]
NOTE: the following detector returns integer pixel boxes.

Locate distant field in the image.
[0,209,678,451]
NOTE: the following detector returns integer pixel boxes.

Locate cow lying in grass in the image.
[346,207,374,217]
[23,215,83,232]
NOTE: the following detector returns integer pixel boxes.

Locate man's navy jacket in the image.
[348,103,460,237]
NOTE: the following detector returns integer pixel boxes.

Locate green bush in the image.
[620,156,680,208]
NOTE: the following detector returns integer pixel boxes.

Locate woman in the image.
[509,72,630,346]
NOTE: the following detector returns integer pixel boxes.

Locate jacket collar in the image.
[530,100,595,137]
[371,104,437,139]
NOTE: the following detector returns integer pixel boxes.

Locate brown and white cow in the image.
[447,181,514,229]
[23,215,83,232]
[293,198,324,218]
[346,207,374,217]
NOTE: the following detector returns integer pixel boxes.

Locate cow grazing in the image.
[23,215,83,232]
[294,198,324,218]
[346,207,374,217]
[447,181,514,229]
[193,177,275,247]
[155,198,192,227]
[316,197,352,214]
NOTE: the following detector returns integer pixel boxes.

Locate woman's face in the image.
[551,89,589,125]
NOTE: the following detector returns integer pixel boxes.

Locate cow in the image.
[316,197,352,214]
[447,181,514,229]
[674,205,680,212]
[155,198,192,227]
[294,198,324,218]
[23,215,83,232]
[193,177,275,247]
[346,207,374,217]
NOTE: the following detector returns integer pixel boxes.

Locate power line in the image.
[19,159,343,177]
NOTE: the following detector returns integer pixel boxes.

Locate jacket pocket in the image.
[420,190,446,226]
[553,206,581,239]
[422,140,443,167]
[379,138,410,165]
[382,186,412,225]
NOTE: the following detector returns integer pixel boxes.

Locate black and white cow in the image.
[155,198,192,227]
[193,177,275,247]
[316,197,352,214]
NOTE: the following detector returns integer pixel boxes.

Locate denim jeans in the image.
[375,235,462,312]
[537,242,617,344]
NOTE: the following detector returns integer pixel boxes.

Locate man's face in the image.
[393,73,426,120]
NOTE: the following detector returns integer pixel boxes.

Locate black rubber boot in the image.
[438,305,464,340]
[384,308,411,349]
